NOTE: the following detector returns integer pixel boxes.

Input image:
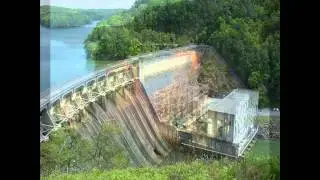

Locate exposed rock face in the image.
[197,48,245,98]
[257,117,280,140]
[149,70,207,124]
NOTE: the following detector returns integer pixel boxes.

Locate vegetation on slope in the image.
[41,121,280,179]
[198,47,246,97]
[40,6,124,28]
[42,153,280,180]
[40,123,130,176]
[84,0,279,108]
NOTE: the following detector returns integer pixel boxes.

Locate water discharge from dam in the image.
[42,48,209,168]
[69,79,172,167]
[41,47,262,173]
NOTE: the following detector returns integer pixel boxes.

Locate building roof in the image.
[206,89,258,115]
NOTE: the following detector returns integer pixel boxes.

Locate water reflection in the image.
[40,21,107,92]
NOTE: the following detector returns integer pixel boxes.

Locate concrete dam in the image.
[40,45,259,165]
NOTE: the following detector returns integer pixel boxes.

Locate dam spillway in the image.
[40,45,258,164]
[40,45,206,166]
[77,80,170,166]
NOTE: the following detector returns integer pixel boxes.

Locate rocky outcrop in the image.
[257,117,280,140]
[197,47,245,98]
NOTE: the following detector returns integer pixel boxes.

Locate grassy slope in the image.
[42,141,280,180]
[42,158,279,180]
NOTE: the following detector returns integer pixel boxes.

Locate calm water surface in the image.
[40,21,107,92]
[40,20,174,94]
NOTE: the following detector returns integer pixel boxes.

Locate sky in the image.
[40,0,136,9]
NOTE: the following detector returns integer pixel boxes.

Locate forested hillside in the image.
[84,0,279,107]
[40,6,124,28]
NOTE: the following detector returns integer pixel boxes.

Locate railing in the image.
[40,45,211,110]
[238,127,259,157]
[40,59,136,108]
[40,70,104,109]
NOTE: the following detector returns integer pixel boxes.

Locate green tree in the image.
[84,0,280,107]
[40,6,124,28]
[40,123,129,175]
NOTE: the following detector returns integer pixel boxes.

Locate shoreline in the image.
[40,20,100,29]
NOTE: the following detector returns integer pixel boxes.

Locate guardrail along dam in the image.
[40,45,259,166]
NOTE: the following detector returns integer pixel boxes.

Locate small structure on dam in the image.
[177,89,259,158]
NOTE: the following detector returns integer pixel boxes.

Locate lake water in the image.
[40,20,175,95]
[40,21,107,92]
